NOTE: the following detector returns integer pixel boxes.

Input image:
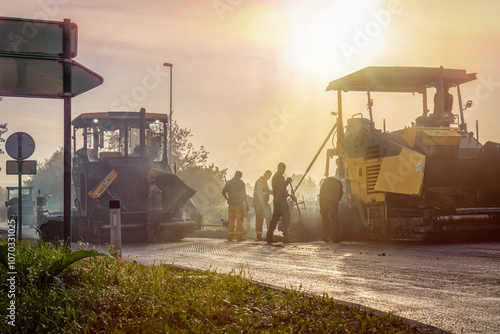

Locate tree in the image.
[24,147,63,211]
[169,120,210,172]
[169,121,227,215]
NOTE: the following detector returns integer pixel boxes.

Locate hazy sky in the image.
[1,0,500,188]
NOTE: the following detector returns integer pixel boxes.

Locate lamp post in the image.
[163,62,173,167]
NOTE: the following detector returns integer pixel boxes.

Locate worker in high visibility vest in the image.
[253,170,272,241]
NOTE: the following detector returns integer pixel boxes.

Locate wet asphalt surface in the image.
[121,237,500,334]
[2,223,499,334]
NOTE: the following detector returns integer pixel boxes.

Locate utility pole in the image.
[163,62,173,169]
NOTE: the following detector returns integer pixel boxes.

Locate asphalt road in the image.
[2,223,498,333]
[122,238,500,334]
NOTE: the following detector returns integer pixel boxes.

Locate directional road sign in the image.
[0,55,103,98]
[0,16,102,244]
[5,132,35,160]
[0,16,77,57]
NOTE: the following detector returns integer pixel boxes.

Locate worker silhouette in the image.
[266,162,295,243]
[221,171,250,241]
[319,176,344,242]
[253,170,272,241]
[433,85,454,117]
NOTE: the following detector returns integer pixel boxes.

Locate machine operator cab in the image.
[327,66,477,132]
[72,111,168,165]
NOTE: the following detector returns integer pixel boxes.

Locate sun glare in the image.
[283,0,383,76]
[251,10,289,48]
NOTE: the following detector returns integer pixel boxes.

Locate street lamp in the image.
[163,62,173,168]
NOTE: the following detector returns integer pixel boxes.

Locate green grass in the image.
[0,241,442,333]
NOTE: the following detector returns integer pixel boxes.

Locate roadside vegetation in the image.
[0,240,443,333]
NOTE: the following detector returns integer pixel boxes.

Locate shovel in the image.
[288,181,310,241]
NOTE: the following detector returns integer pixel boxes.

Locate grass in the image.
[0,241,443,333]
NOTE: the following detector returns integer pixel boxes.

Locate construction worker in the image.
[319,176,344,242]
[221,171,250,241]
[433,84,454,126]
[253,170,272,241]
[266,162,295,244]
[434,84,453,114]
[146,179,163,243]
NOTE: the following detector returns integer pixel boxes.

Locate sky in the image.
[1,0,500,189]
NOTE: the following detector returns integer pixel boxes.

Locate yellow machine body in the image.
[326,66,500,240]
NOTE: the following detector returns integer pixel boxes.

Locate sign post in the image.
[5,132,36,240]
[63,19,72,248]
[0,16,103,246]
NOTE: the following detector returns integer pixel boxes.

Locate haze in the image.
[1,0,500,187]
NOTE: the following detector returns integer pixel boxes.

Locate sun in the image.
[282,0,384,76]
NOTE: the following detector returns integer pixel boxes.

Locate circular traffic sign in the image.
[5,132,35,160]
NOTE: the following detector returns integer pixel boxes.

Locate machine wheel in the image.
[71,211,82,242]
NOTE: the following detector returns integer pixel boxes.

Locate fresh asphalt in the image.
[122,236,500,334]
[2,223,499,334]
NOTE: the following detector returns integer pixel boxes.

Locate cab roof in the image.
[72,111,169,127]
[326,66,477,93]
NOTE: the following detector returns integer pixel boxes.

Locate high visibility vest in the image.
[253,177,270,207]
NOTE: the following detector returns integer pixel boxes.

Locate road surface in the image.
[122,238,500,334]
[2,222,498,334]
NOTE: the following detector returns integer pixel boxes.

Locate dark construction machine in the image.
[323,66,500,240]
[5,186,36,227]
[71,109,200,242]
[5,187,64,240]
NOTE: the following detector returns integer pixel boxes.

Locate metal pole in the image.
[367,91,374,129]
[139,107,146,159]
[162,122,167,162]
[62,19,72,247]
[436,67,445,121]
[337,90,344,140]
[422,88,428,117]
[17,133,22,240]
[295,122,337,192]
[163,63,173,166]
[476,120,479,146]
[457,85,467,131]
[169,65,173,166]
